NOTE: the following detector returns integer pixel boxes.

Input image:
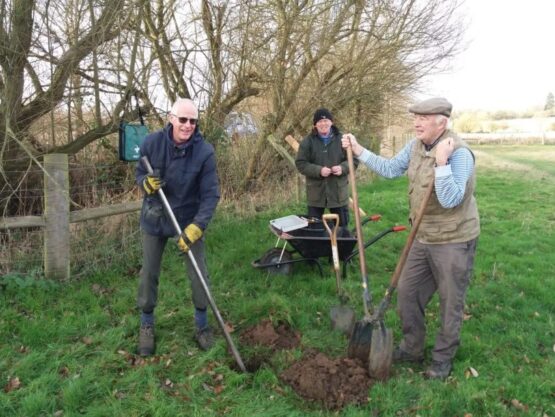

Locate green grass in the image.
[1,145,554,416]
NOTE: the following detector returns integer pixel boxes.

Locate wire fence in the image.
[0,143,301,279]
[0,161,142,279]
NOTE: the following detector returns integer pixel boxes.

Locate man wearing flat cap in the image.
[341,97,480,380]
[296,108,357,228]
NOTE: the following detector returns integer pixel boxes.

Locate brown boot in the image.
[138,325,155,356]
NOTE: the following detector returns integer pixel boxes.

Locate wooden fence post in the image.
[44,154,70,280]
[284,135,303,202]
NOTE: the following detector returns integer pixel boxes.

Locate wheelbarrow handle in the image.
[140,156,246,373]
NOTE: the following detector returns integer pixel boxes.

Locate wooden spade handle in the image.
[322,213,340,273]
[372,176,435,321]
[347,146,372,317]
[389,177,435,290]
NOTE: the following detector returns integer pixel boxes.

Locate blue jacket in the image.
[136,124,220,237]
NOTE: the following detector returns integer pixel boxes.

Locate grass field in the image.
[1,145,553,417]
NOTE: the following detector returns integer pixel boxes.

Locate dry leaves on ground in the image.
[464,367,479,378]
[510,399,528,412]
[4,377,21,393]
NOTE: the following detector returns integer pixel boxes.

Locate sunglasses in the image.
[171,114,197,125]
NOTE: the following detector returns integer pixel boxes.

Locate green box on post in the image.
[119,122,149,162]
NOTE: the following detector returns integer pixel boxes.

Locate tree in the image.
[0,0,136,162]
[545,92,554,111]
[225,0,466,185]
[1,0,466,214]
[139,0,464,186]
[0,0,156,215]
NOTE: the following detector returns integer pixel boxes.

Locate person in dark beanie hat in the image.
[341,97,480,381]
[313,108,334,125]
[295,108,357,228]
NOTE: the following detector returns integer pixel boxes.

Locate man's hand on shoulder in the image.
[435,137,455,166]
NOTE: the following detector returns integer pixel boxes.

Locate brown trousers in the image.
[397,238,478,362]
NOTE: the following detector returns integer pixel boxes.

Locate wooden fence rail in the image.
[0,154,141,280]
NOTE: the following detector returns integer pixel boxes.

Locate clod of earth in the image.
[231,319,302,372]
[280,349,373,410]
[239,319,301,350]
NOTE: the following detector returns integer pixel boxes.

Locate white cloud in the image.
[419,0,555,111]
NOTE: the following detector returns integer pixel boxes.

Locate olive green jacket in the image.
[295,126,357,208]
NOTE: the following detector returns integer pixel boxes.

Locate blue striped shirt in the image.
[357,138,474,208]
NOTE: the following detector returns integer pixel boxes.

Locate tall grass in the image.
[0,145,553,417]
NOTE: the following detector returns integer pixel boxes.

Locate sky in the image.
[418,0,555,112]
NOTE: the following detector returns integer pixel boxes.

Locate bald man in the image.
[135,98,220,355]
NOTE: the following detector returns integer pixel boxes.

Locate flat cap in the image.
[409,97,452,117]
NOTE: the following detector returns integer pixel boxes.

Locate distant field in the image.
[473,144,555,177]
[454,116,555,134]
[491,116,555,132]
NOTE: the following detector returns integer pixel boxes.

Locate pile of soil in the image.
[280,349,373,410]
[239,319,301,350]
[238,319,373,410]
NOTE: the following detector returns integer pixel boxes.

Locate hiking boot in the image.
[138,325,155,356]
[424,360,452,380]
[195,327,214,351]
[392,346,424,364]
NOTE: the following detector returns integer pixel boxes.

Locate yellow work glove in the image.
[177,224,203,253]
[142,172,164,195]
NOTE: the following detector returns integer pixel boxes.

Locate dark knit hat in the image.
[409,97,452,117]
[313,108,333,124]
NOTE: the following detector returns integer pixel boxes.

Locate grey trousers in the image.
[137,231,211,313]
[397,238,478,363]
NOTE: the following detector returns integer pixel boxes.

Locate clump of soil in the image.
[239,319,301,350]
[280,349,373,410]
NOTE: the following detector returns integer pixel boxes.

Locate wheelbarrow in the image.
[252,214,406,277]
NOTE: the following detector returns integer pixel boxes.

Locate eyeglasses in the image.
[171,114,197,125]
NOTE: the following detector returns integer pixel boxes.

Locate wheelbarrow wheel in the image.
[260,248,293,275]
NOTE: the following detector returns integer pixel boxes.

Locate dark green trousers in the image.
[137,231,211,313]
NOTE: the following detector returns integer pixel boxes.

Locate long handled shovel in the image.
[366,176,435,380]
[323,213,355,336]
[141,157,247,373]
[345,146,377,362]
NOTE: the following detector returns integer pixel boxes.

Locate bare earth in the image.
[239,319,374,410]
[239,319,301,350]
